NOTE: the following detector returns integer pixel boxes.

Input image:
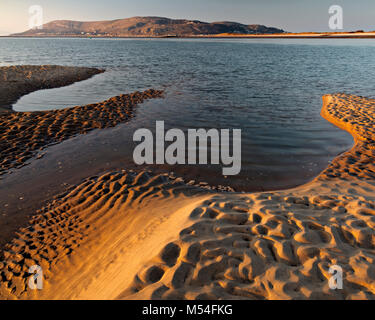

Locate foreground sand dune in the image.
[1,93,375,300]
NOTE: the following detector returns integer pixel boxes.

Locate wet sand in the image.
[0,89,164,251]
[0,65,104,113]
[0,66,374,300]
[0,88,163,175]
[0,92,374,299]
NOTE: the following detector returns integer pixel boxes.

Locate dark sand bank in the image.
[0,88,164,176]
[0,65,104,113]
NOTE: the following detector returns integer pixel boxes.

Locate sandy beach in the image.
[208,31,375,39]
[0,64,375,300]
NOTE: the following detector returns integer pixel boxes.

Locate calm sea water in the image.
[1,38,375,191]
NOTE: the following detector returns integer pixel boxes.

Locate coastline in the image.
[0,73,164,252]
[0,65,374,299]
[0,87,164,176]
[0,90,374,299]
[2,31,375,39]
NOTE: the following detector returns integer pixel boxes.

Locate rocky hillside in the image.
[13,16,285,37]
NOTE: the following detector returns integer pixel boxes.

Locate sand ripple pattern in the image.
[0,89,163,175]
[319,94,375,181]
[125,93,375,300]
[0,170,206,299]
[127,191,375,299]
[1,93,375,300]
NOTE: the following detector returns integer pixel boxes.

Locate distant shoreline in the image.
[2,32,375,39]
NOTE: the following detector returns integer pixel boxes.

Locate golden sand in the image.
[210,32,375,39]
[1,93,375,300]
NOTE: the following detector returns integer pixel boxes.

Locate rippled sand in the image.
[1,92,375,300]
[0,89,162,175]
[0,89,163,175]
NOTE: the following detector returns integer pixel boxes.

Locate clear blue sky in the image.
[0,0,374,35]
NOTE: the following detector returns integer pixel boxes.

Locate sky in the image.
[0,0,374,35]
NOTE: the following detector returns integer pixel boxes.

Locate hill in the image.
[13,16,285,37]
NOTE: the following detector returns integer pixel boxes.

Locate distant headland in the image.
[11,16,284,37]
[7,16,375,39]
